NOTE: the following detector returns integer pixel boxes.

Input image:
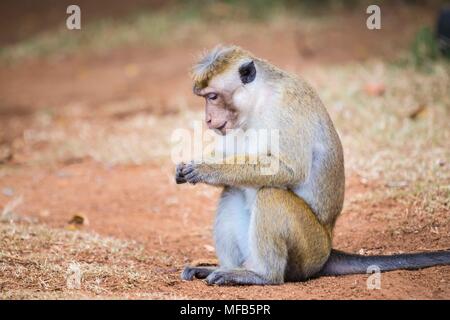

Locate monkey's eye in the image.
[206,93,218,101]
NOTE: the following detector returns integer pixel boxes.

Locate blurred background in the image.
[0,0,449,299]
[0,0,449,166]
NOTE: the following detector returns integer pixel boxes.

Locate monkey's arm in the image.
[176,153,309,188]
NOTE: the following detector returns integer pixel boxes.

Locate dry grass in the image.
[16,111,182,166]
[0,220,179,299]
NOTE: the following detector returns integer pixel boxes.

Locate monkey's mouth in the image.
[214,122,228,135]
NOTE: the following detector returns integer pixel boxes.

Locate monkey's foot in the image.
[181,266,217,281]
[206,269,275,286]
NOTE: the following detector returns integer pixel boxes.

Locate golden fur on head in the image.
[191,45,249,91]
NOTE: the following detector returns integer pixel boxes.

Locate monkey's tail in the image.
[317,249,450,277]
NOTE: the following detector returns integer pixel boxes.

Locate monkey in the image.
[175,45,450,285]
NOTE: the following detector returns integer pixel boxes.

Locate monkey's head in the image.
[191,45,259,135]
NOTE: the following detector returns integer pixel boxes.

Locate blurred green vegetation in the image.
[411,26,440,69]
[401,25,450,73]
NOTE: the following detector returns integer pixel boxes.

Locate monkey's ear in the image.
[239,61,256,84]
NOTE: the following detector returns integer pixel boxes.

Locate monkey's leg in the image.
[181,187,249,281]
[214,187,250,268]
[206,187,331,285]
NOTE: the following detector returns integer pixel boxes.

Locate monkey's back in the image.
[288,77,345,228]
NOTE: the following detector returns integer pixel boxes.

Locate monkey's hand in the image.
[175,161,216,185]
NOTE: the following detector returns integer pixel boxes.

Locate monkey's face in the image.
[194,60,258,135]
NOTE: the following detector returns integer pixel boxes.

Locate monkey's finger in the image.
[184,171,201,184]
[176,162,185,174]
[175,174,187,184]
[181,165,195,176]
[175,168,187,184]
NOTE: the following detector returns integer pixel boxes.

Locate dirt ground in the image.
[1,3,449,299]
